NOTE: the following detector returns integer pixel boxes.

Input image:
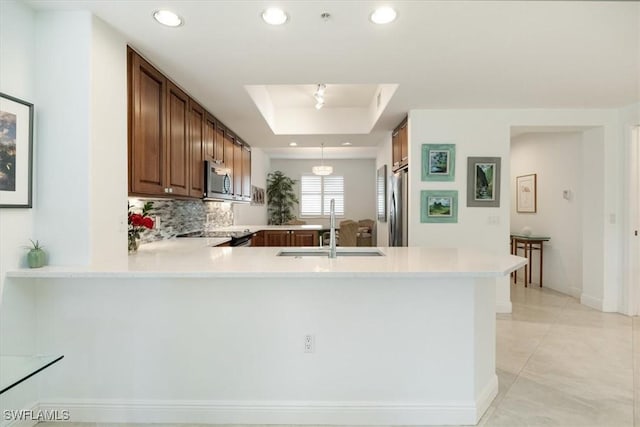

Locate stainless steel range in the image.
[177,230,253,246]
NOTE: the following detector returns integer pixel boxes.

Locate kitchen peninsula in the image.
[6,245,525,426]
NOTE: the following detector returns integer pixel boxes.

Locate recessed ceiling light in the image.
[153,10,183,27]
[289,142,298,147]
[262,8,288,25]
[370,7,397,24]
[342,142,352,146]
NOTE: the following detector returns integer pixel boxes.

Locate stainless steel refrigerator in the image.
[389,169,408,246]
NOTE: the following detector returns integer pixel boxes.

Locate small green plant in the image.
[29,239,42,250]
[266,171,299,225]
[26,239,46,268]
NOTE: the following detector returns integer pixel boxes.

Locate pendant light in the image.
[312,143,333,176]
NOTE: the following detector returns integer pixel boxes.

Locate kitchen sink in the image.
[276,248,385,257]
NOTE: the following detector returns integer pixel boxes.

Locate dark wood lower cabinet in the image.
[263,230,291,247]
[291,230,319,247]
[251,231,264,247]
[257,229,319,247]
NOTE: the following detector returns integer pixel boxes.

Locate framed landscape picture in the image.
[467,157,501,207]
[421,144,456,181]
[0,93,34,208]
[420,190,458,223]
[516,173,537,213]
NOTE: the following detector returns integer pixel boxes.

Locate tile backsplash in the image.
[128,198,233,243]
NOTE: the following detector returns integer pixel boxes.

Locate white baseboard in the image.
[475,374,499,420]
[39,390,498,426]
[495,301,512,314]
[580,293,603,311]
[569,286,582,299]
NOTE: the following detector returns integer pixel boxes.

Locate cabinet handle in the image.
[169,188,173,193]
[402,156,408,161]
[164,188,168,193]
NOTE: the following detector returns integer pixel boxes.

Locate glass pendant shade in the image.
[313,143,332,175]
[312,165,333,176]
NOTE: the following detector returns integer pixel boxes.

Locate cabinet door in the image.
[400,120,408,167]
[223,131,234,194]
[392,128,401,170]
[214,123,225,162]
[129,49,167,195]
[233,141,243,197]
[264,230,291,247]
[291,230,318,247]
[189,99,205,198]
[251,231,264,247]
[242,146,251,199]
[204,113,216,162]
[166,82,190,196]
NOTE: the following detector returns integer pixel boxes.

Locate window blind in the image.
[300,174,344,217]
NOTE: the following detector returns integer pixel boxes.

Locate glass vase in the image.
[128,235,139,253]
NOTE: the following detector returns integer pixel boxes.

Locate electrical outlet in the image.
[304,334,315,353]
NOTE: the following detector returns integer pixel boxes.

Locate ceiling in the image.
[26,0,640,158]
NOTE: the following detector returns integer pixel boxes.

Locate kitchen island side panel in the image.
[18,275,497,425]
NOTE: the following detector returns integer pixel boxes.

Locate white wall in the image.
[89,15,128,268]
[269,159,376,228]
[620,104,640,315]
[408,108,623,313]
[33,10,92,266]
[233,147,270,225]
[0,1,39,422]
[0,0,36,296]
[511,132,583,297]
[375,134,392,246]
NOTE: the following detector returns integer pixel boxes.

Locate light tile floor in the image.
[37,284,639,427]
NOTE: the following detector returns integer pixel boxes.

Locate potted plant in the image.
[266,171,299,225]
[26,239,46,268]
[128,201,154,252]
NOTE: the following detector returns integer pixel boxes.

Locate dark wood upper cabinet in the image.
[223,131,235,194]
[399,119,408,167]
[242,145,251,200]
[392,116,408,171]
[204,113,216,163]
[189,100,205,198]
[128,49,167,195]
[128,47,252,200]
[233,141,242,197]
[214,123,225,162]
[166,81,190,196]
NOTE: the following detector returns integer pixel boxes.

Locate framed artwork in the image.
[422,144,455,181]
[421,190,458,223]
[251,185,265,205]
[376,164,387,222]
[516,174,537,213]
[467,157,501,207]
[0,93,34,208]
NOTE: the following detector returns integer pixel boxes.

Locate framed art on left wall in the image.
[0,92,34,208]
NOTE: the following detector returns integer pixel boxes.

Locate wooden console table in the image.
[510,234,550,287]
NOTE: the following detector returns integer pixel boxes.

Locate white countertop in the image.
[6,238,526,279]
[213,224,324,232]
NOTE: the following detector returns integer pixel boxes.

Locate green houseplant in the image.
[27,239,46,268]
[266,171,299,225]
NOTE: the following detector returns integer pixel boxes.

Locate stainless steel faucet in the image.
[329,198,337,259]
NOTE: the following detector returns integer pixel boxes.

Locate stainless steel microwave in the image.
[204,160,232,200]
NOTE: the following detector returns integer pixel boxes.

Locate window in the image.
[300,175,344,217]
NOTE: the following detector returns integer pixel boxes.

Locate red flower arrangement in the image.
[128,201,154,252]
